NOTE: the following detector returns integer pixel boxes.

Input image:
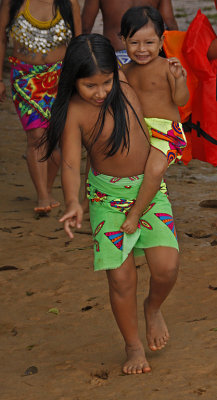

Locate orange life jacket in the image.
[182,10,217,166]
[163,31,197,164]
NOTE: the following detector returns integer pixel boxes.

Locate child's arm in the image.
[120,147,168,234]
[59,103,83,239]
[167,57,189,107]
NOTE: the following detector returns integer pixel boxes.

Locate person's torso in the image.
[72,85,150,177]
[10,0,72,64]
[100,0,160,50]
[123,58,181,121]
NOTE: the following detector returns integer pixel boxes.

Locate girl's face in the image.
[123,22,163,65]
[76,71,114,107]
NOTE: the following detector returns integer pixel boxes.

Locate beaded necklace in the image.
[10,0,72,58]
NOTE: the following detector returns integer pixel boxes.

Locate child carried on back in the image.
[120,6,189,233]
[43,32,188,375]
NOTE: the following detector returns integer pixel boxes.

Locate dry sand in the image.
[0,1,217,399]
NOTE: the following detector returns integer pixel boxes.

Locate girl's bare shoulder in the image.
[68,94,100,127]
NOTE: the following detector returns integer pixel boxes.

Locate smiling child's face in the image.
[123,21,164,65]
[76,71,114,107]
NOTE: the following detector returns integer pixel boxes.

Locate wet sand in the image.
[0,1,217,399]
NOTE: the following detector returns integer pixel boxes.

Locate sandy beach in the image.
[0,1,217,399]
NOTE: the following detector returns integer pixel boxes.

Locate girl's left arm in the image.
[70,0,82,36]
[167,58,189,107]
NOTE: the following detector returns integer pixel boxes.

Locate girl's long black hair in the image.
[43,33,149,160]
[7,0,74,35]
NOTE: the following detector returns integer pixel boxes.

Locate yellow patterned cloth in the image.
[145,118,187,165]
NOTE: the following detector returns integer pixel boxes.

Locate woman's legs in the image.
[47,148,61,208]
[144,246,179,351]
[26,128,60,211]
[106,251,151,375]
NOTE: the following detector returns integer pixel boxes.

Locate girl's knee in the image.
[152,260,179,282]
[26,128,45,144]
[107,270,136,297]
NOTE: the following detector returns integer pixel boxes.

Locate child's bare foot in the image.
[123,343,151,374]
[144,298,169,351]
[50,200,61,209]
[34,199,51,214]
[48,193,61,209]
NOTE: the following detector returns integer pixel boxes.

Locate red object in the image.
[163,31,197,164]
[182,10,217,166]
[163,30,198,125]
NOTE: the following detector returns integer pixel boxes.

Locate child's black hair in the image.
[42,33,149,160]
[7,0,75,36]
[120,6,164,39]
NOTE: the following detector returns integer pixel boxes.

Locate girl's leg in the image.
[47,148,61,208]
[26,128,60,211]
[144,246,179,351]
[106,251,151,375]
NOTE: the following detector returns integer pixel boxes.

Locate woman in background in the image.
[0,0,81,214]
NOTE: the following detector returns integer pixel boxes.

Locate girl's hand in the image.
[0,81,6,102]
[59,201,83,239]
[168,58,187,80]
[120,212,139,235]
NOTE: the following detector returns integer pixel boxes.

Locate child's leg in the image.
[106,251,151,375]
[26,128,59,211]
[144,246,179,351]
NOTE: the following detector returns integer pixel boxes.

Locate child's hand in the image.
[168,58,187,80]
[120,212,139,234]
[59,201,83,239]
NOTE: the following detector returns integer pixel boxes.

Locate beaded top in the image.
[10,0,72,58]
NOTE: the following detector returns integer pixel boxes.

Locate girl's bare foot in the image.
[34,199,51,214]
[50,199,61,208]
[144,298,169,351]
[123,342,151,374]
[48,193,61,209]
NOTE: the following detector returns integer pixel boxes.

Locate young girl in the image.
[43,33,180,375]
[120,6,189,232]
[0,0,81,214]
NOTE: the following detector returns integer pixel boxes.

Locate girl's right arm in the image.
[0,0,10,102]
[59,102,83,239]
